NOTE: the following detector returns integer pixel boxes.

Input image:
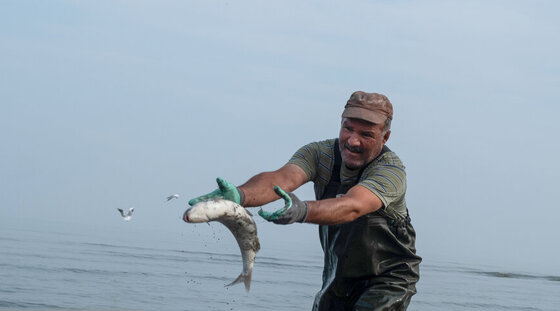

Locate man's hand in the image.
[188,177,245,206]
[258,186,308,225]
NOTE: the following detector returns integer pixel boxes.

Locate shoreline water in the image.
[1,226,559,311]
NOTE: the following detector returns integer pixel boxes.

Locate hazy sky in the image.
[1,0,559,275]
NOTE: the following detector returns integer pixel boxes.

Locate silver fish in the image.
[183,199,260,292]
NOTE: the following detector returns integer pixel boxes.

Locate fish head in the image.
[183,200,230,223]
[183,205,211,223]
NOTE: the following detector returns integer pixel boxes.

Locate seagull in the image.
[117,207,134,221]
[166,194,180,202]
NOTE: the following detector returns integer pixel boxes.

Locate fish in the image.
[183,199,260,292]
[117,207,134,221]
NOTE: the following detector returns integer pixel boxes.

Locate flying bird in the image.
[117,207,134,221]
[166,194,180,202]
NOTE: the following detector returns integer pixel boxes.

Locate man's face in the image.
[338,117,391,169]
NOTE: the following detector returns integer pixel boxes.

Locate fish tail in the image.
[226,270,252,292]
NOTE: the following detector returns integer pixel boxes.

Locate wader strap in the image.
[333,139,342,182]
[320,139,341,200]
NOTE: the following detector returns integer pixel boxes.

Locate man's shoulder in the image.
[289,138,338,182]
[373,148,405,170]
[309,138,337,149]
[359,147,406,181]
[295,138,337,155]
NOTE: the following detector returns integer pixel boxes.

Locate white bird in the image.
[166,194,180,202]
[117,207,134,221]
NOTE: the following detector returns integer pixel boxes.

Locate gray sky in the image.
[1,0,559,274]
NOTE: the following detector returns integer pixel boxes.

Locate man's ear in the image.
[382,130,391,144]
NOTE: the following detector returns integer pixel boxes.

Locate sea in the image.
[1,224,558,311]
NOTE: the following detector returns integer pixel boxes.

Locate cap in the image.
[341,91,393,124]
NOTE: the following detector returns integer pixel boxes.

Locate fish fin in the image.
[225,274,245,289]
[225,270,252,293]
[243,270,252,292]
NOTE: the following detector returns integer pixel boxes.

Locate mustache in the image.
[344,143,363,153]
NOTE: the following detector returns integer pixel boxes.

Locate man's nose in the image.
[347,133,360,146]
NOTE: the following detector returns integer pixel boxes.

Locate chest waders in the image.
[312,140,421,311]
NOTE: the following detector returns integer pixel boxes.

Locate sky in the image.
[1,0,559,275]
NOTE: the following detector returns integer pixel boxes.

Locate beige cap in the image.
[341,91,393,124]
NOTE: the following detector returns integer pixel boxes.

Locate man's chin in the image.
[341,154,363,170]
[342,159,363,170]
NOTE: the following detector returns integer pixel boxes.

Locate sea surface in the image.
[1,225,558,311]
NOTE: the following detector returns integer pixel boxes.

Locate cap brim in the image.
[342,107,387,124]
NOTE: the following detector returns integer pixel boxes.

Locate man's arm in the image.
[259,183,384,225]
[304,184,383,225]
[239,163,309,207]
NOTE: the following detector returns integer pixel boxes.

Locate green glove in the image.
[188,177,245,206]
[258,186,308,225]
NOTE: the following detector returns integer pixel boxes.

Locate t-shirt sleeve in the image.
[287,142,320,182]
[359,160,406,209]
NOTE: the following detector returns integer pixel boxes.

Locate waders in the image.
[313,141,421,311]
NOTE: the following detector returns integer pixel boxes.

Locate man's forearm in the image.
[239,164,308,207]
[305,185,384,225]
[239,171,282,207]
[305,197,361,225]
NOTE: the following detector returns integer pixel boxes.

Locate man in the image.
[187,91,421,310]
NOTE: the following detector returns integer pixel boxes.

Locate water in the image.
[1,226,558,311]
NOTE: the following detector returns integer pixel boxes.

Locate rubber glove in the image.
[188,177,245,206]
[258,186,308,225]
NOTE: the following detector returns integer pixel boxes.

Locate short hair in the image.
[383,117,392,134]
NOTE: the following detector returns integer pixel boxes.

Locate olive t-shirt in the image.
[288,138,408,219]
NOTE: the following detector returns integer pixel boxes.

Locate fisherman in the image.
[188,91,421,311]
